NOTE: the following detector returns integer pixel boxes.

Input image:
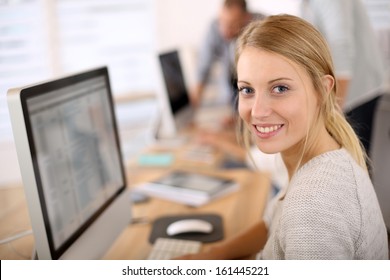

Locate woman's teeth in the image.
[256,125,282,133]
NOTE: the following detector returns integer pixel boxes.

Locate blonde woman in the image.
[180,14,388,260]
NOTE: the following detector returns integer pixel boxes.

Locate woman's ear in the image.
[322,75,335,94]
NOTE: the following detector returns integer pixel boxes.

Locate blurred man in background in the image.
[190,0,266,109]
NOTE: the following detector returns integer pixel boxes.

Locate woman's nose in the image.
[251,93,272,118]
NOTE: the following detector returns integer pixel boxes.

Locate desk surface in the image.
[105,167,270,260]
[0,147,270,260]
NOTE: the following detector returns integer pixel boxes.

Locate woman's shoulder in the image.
[286,149,365,210]
[292,148,362,188]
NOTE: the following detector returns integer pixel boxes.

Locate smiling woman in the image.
[177,14,388,260]
[236,46,327,160]
[235,15,364,175]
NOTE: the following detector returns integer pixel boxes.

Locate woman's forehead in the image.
[237,47,310,83]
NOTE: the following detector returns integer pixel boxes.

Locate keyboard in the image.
[147,238,202,260]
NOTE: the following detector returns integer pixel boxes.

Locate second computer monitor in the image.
[156,50,194,138]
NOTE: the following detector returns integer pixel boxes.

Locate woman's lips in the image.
[253,124,284,139]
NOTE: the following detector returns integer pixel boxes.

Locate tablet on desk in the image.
[135,170,239,207]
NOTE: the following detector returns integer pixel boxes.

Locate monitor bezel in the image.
[19,67,127,259]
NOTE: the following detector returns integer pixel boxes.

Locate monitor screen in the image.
[159,50,190,114]
[8,67,130,259]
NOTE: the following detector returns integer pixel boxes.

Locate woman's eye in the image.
[238,87,253,95]
[272,85,289,94]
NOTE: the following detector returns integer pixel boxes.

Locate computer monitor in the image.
[155,50,233,137]
[7,67,132,259]
[155,50,194,138]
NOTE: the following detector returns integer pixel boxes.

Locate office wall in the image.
[155,0,300,50]
[154,0,222,51]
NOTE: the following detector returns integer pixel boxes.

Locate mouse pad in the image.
[149,213,224,244]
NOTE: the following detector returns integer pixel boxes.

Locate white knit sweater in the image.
[259,148,388,259]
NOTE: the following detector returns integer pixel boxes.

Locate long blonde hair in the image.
[235,14,368,170]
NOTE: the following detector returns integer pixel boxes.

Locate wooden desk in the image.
[0,186,35,260]
[0,156,270,260]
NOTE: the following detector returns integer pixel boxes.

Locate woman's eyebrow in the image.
[237,77,293,86]
[268,77,293,84]
[237,80,251,86]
